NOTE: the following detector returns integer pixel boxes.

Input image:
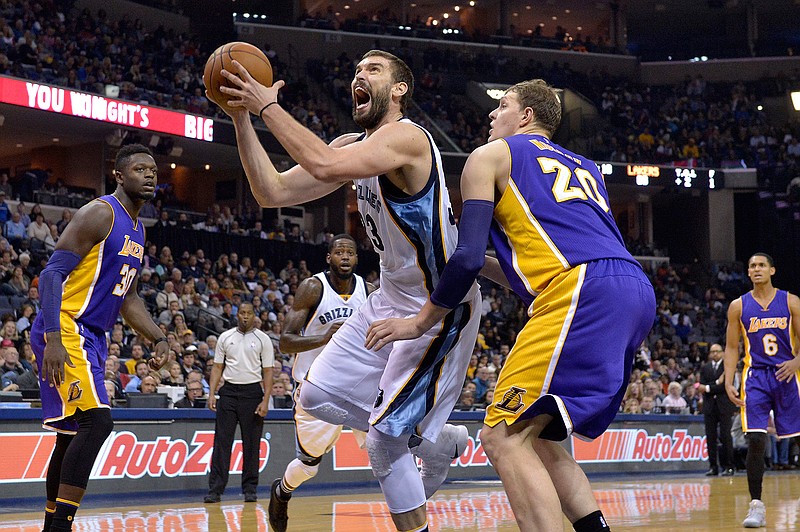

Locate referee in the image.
[204,303,274,503]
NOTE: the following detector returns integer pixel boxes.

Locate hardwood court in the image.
[0,473,797,531]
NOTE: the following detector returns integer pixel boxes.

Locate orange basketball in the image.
[203,42,273,113]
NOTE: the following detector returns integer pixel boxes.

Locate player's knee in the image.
[78,408,114,439]
[297,458,320,478]
[365,429,409,479]
[479,424,504,458]
[300,455,323,467]
[747,432,768,452]
[299,384,349,425]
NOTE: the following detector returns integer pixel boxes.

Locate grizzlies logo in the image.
[374,388,384,408]
[67,380,83,403]
[495,386,526,413]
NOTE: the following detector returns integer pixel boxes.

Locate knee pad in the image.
[299,382,370,432]
[366,428,426,513]
[366,430,409,479]
[298,460,320,478]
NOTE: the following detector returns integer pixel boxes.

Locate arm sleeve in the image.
[430,199,495,309]
[39,250,83,333]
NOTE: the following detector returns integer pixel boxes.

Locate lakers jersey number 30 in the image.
[33,195,145,433]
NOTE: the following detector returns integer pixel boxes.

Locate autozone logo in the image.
[572,429,708,463]
[0,431,270,483]
[332,428,491,470]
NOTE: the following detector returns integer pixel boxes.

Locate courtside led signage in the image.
[0,75,213,141]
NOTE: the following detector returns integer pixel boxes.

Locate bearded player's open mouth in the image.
[353,86,371,111]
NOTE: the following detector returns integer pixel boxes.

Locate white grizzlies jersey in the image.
[293,272,368,381]
[356,118,461,313]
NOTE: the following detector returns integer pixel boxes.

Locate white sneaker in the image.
[416,424,468,498]
[743,499,766,528]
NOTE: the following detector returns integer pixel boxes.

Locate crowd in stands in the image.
[5,1,800,170]
[590,75,800,170]
[0,172,751,421]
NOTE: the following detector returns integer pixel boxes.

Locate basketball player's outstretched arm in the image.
[227,105,358,206]
[279,277,342,354]
[221,61,429,184]
[775,293,800,382]
[723,298,745,407]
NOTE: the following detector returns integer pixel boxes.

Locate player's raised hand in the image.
[42,334,75,388]
[219,60,286,117]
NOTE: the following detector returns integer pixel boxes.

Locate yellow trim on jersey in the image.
[541,264,585,393]
[108,194,138,231]
[492,220,537,304]
[42,317,108,431]
[507,178,569,269]
[739,318,753,373]
[494,178,571,297]
[484,265,582,428]
[60,241,108,321]
[60,317,104,414]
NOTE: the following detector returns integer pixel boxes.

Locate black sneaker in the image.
[268,478,290,532]
[204,492,221,503]
[705,468,719,477]
[720,468,735,477]
[244,492,258,502]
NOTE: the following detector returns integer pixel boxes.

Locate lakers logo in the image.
[118,235,144,260]
[67,381,83,403]
[495,386,527,413]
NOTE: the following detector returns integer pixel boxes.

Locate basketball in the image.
[203,42,273,113]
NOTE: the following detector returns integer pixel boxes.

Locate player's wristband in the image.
[259,101,278,118]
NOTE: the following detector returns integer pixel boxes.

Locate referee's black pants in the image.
[208,382,264,495]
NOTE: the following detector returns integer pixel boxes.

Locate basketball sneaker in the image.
[268,478,290,532]
[414,424,468,499]
[743,499,766,528]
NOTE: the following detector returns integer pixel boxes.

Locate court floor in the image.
[1,472,798,531]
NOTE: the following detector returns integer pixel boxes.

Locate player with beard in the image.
[268,234,374,531]
[216,50,481,532]
[31,144,170,532]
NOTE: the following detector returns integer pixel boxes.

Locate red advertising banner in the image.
[0,75,214,141]
[572,428,708,463]
[0,431,269,483]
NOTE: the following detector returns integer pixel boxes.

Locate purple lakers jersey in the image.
[490,134,636,307]
[740,290,796,369]
[59,195,145,331]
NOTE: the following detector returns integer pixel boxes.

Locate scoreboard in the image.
[598,163,722,190]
